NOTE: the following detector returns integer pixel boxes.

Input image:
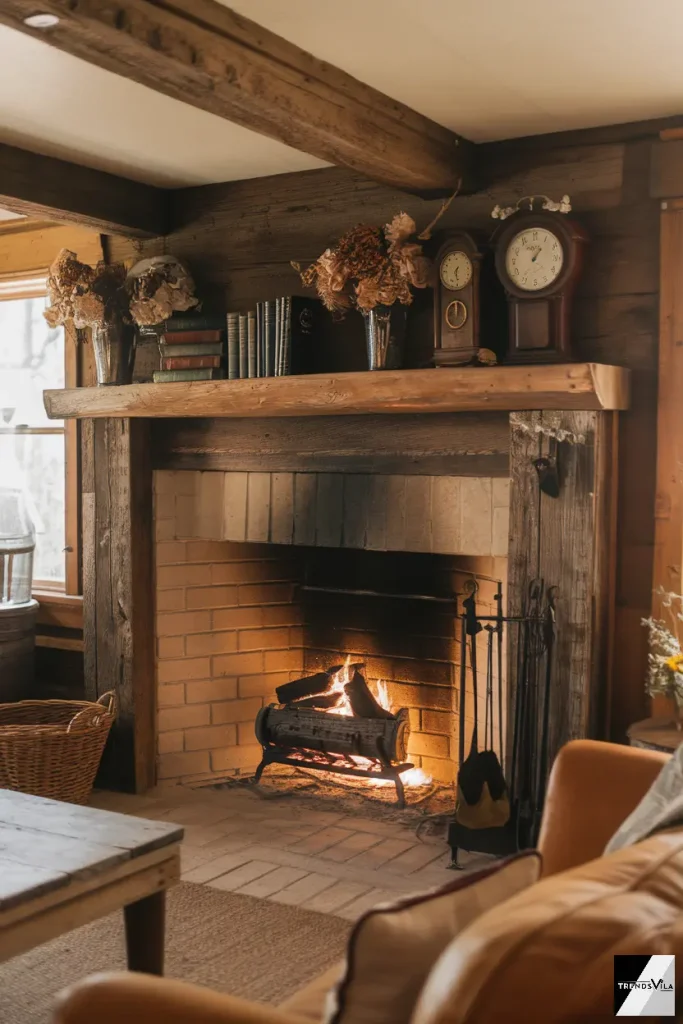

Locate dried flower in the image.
[292,211,431,314]
[126,256,199,326]
[643,593,683,709]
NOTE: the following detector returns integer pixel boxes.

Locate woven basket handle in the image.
[67,691,118,733]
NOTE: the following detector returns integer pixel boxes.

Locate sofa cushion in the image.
[411,827,683,1024]
[280,965,344,1022]
[325,851,541,1024]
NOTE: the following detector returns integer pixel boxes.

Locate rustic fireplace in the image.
[154,468,507,792]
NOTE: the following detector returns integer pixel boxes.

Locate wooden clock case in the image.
[432,231,506,366]
[493,210,588,364]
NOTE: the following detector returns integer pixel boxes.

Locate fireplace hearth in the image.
[253,661,415,806]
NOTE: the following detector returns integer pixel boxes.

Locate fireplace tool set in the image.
[448,578,558,867]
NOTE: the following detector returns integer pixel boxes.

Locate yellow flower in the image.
[666,654,683,673]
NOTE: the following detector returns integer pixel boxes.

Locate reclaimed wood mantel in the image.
[43,364,629,420]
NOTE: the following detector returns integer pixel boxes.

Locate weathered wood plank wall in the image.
[109,126,660,740]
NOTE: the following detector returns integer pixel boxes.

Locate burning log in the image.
[275,672,334,705]
[295,693,343,710]
[345,668,395,720]
[255,705,410,763]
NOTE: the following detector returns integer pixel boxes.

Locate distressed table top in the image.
[0,789,183,912]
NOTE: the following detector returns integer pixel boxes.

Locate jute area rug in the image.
[0,881,351,1024]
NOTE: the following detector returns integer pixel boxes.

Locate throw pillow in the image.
[605,741,681,853]
[325,850,541,1024]
[412,827,683,1024]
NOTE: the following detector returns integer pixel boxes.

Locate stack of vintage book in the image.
[226,296,320,379]
[153,315,226,382]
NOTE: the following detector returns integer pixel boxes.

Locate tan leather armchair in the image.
[53,740,669,1024]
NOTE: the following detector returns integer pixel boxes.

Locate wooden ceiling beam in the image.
[0,0,475,195]
[0,141,168,237]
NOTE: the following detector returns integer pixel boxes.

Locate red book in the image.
[162,355,222,370]
[161,330,223,344]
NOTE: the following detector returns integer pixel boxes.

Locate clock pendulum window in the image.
[493,211,587,364]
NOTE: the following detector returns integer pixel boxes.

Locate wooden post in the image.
[507,410,618,768]
[82,418,155,792]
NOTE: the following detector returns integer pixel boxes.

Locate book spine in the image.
[153,368,226,382]
[238,315,248,378]
[227,313,239,380]
[283,295,292,376]
[274,297,281,377]
[247,311,257,378]
[255,303,263,377]
[162,355,222,370]
[159,342,224,357]
[165,316,225,332]
[160,329,223,344]
[265,300,276,377]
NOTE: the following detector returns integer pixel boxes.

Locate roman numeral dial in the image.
[504,228,564,292]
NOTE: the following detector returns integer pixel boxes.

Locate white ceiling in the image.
[1,1,683,186]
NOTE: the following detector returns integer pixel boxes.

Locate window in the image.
[0,276,76,594]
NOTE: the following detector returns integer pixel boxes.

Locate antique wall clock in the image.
[433,232,483,366]
[493,205,587,363]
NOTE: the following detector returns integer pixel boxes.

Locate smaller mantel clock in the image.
[433,232,483,366]
[493,210,587,363]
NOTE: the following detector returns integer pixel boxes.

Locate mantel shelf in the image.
[43,364,630,420]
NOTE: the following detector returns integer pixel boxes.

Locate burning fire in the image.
[324,657,432,788]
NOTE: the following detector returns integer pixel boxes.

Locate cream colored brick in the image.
[213,606,263,630]
[238,627,291,651]
[155,517,176,541]
[186,585,239,610]
[237,722,257,745]
[239,583,294,606]
[421,755,456,784]
[154,471,181,496]
[157,657,211,684]
[158,730,184,754]
[184,724,238,751]
[157,611,212,636]
[211,560,294,586]
[408,733,450,759]
[157,683,185,707]
[156,541,187,566]
[157,636,185,660]
[492,477,511,509]
[184,540,236,562]
[213,651,264,677]
[186,678,238,704]
[186,631,238,657]
[158,703,210,733]
[211,697,262,725]
[460,478,493,556]
[263,605,303,627]
[264,649,303,672]
[158,750,210,780]
[156,588,186,612]
[211,745,262,773]
[492,505,509,558]
[175,494,200,538]
[157,564,211,589]
[238,674,286,698]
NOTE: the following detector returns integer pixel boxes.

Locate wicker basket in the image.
[0,692,117,804]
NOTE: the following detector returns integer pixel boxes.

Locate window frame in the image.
[0,276,81,602]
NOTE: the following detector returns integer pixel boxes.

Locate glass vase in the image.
[92,319,137,386]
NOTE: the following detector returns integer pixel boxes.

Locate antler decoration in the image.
[491,194,572,221]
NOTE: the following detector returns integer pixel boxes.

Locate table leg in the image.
[124,889,166,975]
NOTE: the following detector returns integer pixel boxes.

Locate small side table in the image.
[627,716,682,755]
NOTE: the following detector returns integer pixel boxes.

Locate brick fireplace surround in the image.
[153,469,509,789]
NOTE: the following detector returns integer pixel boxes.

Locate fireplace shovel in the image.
[454,591,510,832]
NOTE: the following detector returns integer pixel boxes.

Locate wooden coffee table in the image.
[0,788,183,974]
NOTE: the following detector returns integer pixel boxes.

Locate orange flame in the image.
[322,658,432,788]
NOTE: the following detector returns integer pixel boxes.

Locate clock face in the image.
[440,250,472,291]
[504,227,564,292]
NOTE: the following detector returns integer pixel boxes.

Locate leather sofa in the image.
[53,740,671,1024]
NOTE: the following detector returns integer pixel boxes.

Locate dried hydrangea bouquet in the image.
[45,249,198,385]
[293,213,431,369]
